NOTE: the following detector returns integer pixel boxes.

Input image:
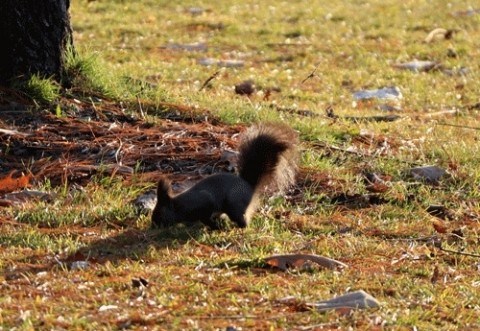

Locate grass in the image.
[20,74,61,105]
[1,0,480,329]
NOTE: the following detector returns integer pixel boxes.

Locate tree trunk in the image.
[0,0,73,86]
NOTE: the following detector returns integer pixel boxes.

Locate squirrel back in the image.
[152,122,299,229]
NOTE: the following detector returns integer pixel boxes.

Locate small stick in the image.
[301,64,319,84]
[199,70,221,91]
[136,96,145,119]
[440,247,480,258]
[437,122,480,131]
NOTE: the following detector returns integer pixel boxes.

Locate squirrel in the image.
[151,122,299,229]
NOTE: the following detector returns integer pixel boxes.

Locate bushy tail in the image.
[237,122,298,193]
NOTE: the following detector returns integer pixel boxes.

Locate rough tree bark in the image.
[0,0,73,86]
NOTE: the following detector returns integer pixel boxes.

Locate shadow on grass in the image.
[70,225,208,263]
[2,223,210,280]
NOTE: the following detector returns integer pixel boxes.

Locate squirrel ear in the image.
[156,177,172,204]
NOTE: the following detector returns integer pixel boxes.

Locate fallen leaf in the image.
[393,60,440,72]
[307,290,380,311]
[452,8,480,17]
[264,254,347,271]
[0,200,13,207]
[162,42,207,52]
[197,58,218,66]
[218,59,244,68]
[185,7,206,16]
[432,219,448,234]
[409,165,447,183]
[353,86,402,100]
[443,67,469,76]
[197,58,244,68]
[424,28,456,43]
[363,172,392,193]
[70,261,90,271]
[377,104,403,112]
[431,265,441,284]
[0,170,33,194]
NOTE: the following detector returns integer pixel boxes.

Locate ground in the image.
[1,0,480,330]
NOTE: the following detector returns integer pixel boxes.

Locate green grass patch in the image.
[21,74,61,105]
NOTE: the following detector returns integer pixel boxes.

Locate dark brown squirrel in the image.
[151,122,299,229]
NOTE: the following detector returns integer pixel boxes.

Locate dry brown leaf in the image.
[431,265,441,284]
[0,199,14,207]
[264,254,347,271]
[0,170,32,194]
[432,219,448,234]
[364,172,391,193]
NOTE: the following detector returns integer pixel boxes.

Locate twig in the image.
[325,105,401,122]
[344,114,401,123]
[436,122,480,131]
[440,247,480,258]
[423,109,459,117]
[89,97,107,121]
[195,313,299,321]
[270,104,318,117]
[310,141,362,156]
[136,96,145,119]
[115,138,123,165]
[383,235,439,242]
[301,64,319,84]
[297,323,340,330]
[199,70,221,91]
[0,128,29,136]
